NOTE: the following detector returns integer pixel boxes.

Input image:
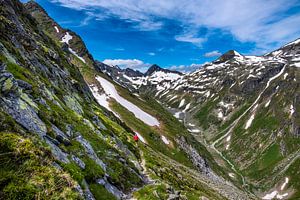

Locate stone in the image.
[96,177,124,200]
[1,97,47,137]
[51,124,71,145]
[44,136,70,163]
[76,135,106,171]
[0,72,18,95]
[16,79,32,91]
[167,194,180,200]
[71,155,86,169]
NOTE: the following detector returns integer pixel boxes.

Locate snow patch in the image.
[188,123,196,127]
[183,103,191,112]
[54,26,59,33]
[226,135,231,142]
[217,109,224,120]
[265,99,271,107]
[168,95,178,102]
[262,191,289,200]
[89,85,110,111]
[161,135,170,145]
[174,111,182,118]
[280,177,289,190]
[95,76,160,126]
[228,173,235,178]
[245,113,255,129]
[283,73,288,80]
[262,191,278,200]
[188,129,201,133]
[284,38,300,47]
[61,32,72,44]
[292,62,300,67]
[225,144,230,150]
[68,48,86,63]
[179,99,185,108]
[290,105,295,116]
[135,132,146,144]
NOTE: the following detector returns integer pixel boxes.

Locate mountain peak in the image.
[145,64,162,76]
[145,64,182,76]
[214,50,243,63]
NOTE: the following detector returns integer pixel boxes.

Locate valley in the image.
[1,0,300,199]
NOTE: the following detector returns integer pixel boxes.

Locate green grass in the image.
[110,99,194,168]
[133,184,168,200]
[0,132,81,199]
[89,184,117,200]
[195,98,220,130]
[285,158,300,199]
[245,144,283,180]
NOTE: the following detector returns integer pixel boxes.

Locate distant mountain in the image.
[145,64,183,76]
[112,36,300,199]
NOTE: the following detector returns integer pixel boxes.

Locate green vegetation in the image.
[0,132,80,199]
[133,184,168,199]
[195,98,220,130]
[89,184,117,200]
[245,144,283,180]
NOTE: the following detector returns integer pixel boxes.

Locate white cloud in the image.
[114,48,125,51]
[175,33,206,47]
[204,50,222,57]
[51,0,300,50]
[148,52,156,56]
[169,63,203,72]
[103,59,151,71]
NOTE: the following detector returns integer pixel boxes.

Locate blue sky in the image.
[23,0,300,72]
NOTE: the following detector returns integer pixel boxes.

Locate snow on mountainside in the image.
[93,76,160,126]
[96,62,184,91]
[101,39,300,199]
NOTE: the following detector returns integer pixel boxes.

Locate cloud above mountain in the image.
[204,50,222,58]
[51,0,300,50]
[103,59,151,72]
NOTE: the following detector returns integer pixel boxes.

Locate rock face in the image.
[144,64,183,76]
[0,0,145,199]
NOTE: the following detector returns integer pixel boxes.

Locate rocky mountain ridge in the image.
[104,36,300,199]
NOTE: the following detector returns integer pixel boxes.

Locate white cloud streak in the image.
[51,0,300,50]
[204,50,222,57]
[103,59,151,71]
[169,63,203,72]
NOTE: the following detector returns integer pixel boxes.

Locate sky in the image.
[23,0,300,72]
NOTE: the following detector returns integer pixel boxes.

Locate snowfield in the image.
[89,85,110,111]
[95,76,160,126]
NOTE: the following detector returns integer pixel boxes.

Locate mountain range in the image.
[1,0,300,199]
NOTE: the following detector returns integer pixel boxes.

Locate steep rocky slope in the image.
[103,38,300,198]
[0,0,255,199]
